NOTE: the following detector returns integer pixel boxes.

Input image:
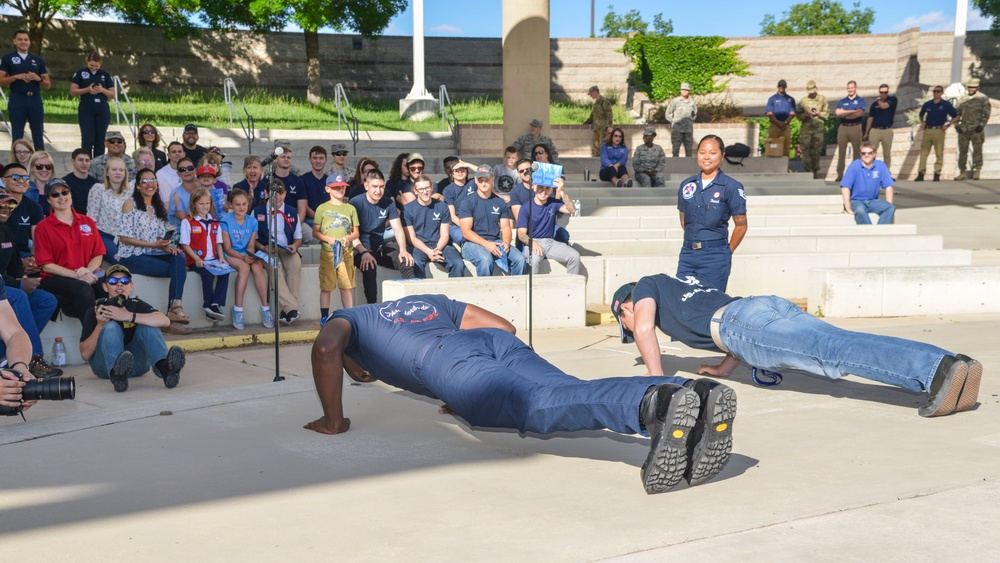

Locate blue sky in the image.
[2,0,993,37]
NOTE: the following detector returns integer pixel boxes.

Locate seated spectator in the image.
[179,188,229,322]
[345,156,378,201]
[395,153,425,206]
[404,175,465,279]
[348,169,415,304]
[28,149,55,206]
[600,127,632,187]
[327,143,354,180]
[221,188,273,330]
[514,118,559,161]
[300,145,330,238]
[117,169,191,334]
[458,166,526,277]
[0,188,61,377]
[62,148,98,214]
[233,155,269,209]
[270,141,306,229]
[841,141,895,225]
[78,263,185,393]
[385,152,410,201]
[312,174,359,324]
[89,131,137,183]
[201,147,232,189]
[155,141,185,203]
[10,139,33,173]
[86,155,132,261]
[531,143,555,165]
[253,180,303,325]
[34,178,107,321]
[132,147,156,177]
[442,161,476,247]
[167,157,198,228]
[138,123,167,171]
[633,126,667,187]
[436,155,459,194]
[509,158,571,246]
[493,145,519,201]
[196,164,227,217]
[181,124,208,166]
[516,178,581,275]
[2,163,43,268]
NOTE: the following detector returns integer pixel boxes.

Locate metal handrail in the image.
[0,87,8,134]
[224,77,255,153]
[334,83,360,154]
[110,75,138,144]
[439,84,460,148]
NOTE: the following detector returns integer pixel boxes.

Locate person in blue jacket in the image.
[676,135,747,292]
[599,127,632,187]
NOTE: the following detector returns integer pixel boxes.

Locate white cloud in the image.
[892,3,995,33]
[967,7,995,31]
[428,24,464,36]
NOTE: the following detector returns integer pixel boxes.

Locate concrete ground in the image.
[2,178,999,561]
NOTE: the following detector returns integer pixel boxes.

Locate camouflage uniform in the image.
[796,85,829,174]
[513,133,558,162]
[632,141,667,187]
[955,83,991,180]
[585,95,614,157]
[665,96,698,157]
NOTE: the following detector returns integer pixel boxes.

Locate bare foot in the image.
[438,404,454,415]
[304,416,351,435]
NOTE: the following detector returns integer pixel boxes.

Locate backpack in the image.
[724,143,751,166]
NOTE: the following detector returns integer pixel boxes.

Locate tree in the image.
[973,0,1000,35]
[601,4,673,38]
[760,0,874,36]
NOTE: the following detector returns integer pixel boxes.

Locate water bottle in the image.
[52,337,67,367]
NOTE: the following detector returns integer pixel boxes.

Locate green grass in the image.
[37,88,633,131]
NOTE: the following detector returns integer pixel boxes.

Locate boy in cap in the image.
[313,174,359,324]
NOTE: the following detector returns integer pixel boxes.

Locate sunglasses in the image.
[933,89,943,93]
[47,189,71,199]
[534,151,546,155]
[517,168,531,174]
[4,173,28,182]
[0,201,16,210]
[34,164,54,171]
[333,151,348,157]
[107,139,124,144]
[408,165,424,172]
[178,166,196,173]
[140,178,159,185]
[860,151,874,155]
[141,129,156,135]
[879,91,889,94]
[106,276,132,286]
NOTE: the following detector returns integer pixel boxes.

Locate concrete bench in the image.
[566,224,919,240]
[568,234,944,257]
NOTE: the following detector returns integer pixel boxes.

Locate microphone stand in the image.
[266,160,284,382]
[526,174,535,351]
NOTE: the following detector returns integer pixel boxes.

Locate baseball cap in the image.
[407,153,425,165]
[326,174,349,188]
[331,143,348,153]
[588,85,600,93]
[106,264,132,278]
[806,80,817,92]
[183,124,198,134]
[610,283,637,344]
[0,188,13,204]
[105,130,125,142]
[967,78,981,88]
[680,82,691,91]
[44,177,70,197]
[475,165,494,179]
[643,126,656,136]
[530,119,543,128]
[196,165,218,177]
[777,79,788,88]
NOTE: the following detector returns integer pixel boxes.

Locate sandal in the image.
[168,306,191,324]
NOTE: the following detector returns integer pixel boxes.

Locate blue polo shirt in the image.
[919,99,958,128]
[515,197,561,239]
[299,171,329,215]
[403,200,451,246]
[841,159,892,201]
[837,95,867,124]
[0,51,47,95]
[457,193,512,242]
[233,177,270,209]
[349,193,398,250]
[868,96,898,128]
[632,274,737,352]
[676,170,747,242]
[765,92,796,121]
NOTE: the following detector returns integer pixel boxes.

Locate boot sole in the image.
[110,352,133,393]
[163,346,185,389]
[641,388,700,494]
[920,361,968,417]
[955,359,982,412]
[686,385,737,486]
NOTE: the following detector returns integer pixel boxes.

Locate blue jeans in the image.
[461,241,526,277]
[449,224,465,247]
[88,322,168,379]
[850,199,895,225]
[415,329,687,434]
[677,244,732,292]
[0,287,57,357]
[190,266,230,308]
[121,253,187,302]
[99,230,119,263]
[411,245,466,278]
[718,296,949,393]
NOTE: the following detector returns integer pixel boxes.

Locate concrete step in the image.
[567,234,943,256]
[564,224,919,240]
[561,214,914,231]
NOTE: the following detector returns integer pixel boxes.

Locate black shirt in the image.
[70,67,113,105]
[0,223,25,288]
[867,97,898,129]
[183,145,208,167]
[632,274,738,352]
[62,173,98,215]
[81,296,157,346]
[0,51,47,95]
[9,196,43,255]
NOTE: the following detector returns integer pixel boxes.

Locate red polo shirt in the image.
[34,211,106,280]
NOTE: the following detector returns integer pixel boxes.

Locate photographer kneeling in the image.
[79,264,185,393]
[1,282,37,412]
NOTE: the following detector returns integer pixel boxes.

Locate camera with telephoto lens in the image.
[0,371,76,416]
[96,295,128,308]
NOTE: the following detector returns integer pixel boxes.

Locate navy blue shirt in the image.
[299,171,329,215]
[443,181,475,209]
[70,67,113,105]
[632,274,737,352]
[765,92,796,121]
[233,177,270,209]
[457,193,512,242]
[841,159,892,201]
[867,96,897,129]
[919,99,958,128]
[62,173,97,215]
[508,184,533,209]
[836,95,867,125]
[515,197,561,239]
[350,193,398,250]
[676,170,747,242]
[403,199,451,246]
[9,196,43,255]
[333,294,468,396]
[0,51,47,95]
[273,171,305,208]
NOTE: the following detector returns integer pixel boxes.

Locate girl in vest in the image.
[179,188,229,322]
[220,188,273,330]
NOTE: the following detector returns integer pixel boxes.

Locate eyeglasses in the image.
[333,151,348,157]
[4,173,28,182]
[34,164,54,171]
[408,165,424,172]
[933,89,943,93]
[107,139,124,144]
[141,129,156,135]
[14,149,31,155]
[140,178,159,185]
[860,151,875,155]
[47,189,71,199]
[106,276,132,286]
[414,186,433,193]
[178,166,196,173]
[879,91,889,94]
[517,168,531,174]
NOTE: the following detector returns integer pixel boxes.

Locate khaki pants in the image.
[273,248,301,314]
[919,128,945,174]
[957,129,985,171]
[867,128,894,169]
[767,123,791,157]
[836,124,862,179]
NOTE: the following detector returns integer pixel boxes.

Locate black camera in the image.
[96,295,128,308]
[0,372,76,416]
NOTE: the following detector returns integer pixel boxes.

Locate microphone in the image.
[260,146,285,167]
[530,162,540,171]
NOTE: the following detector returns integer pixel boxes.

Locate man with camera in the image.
[79,263,185,393]
[0,280,36,411]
